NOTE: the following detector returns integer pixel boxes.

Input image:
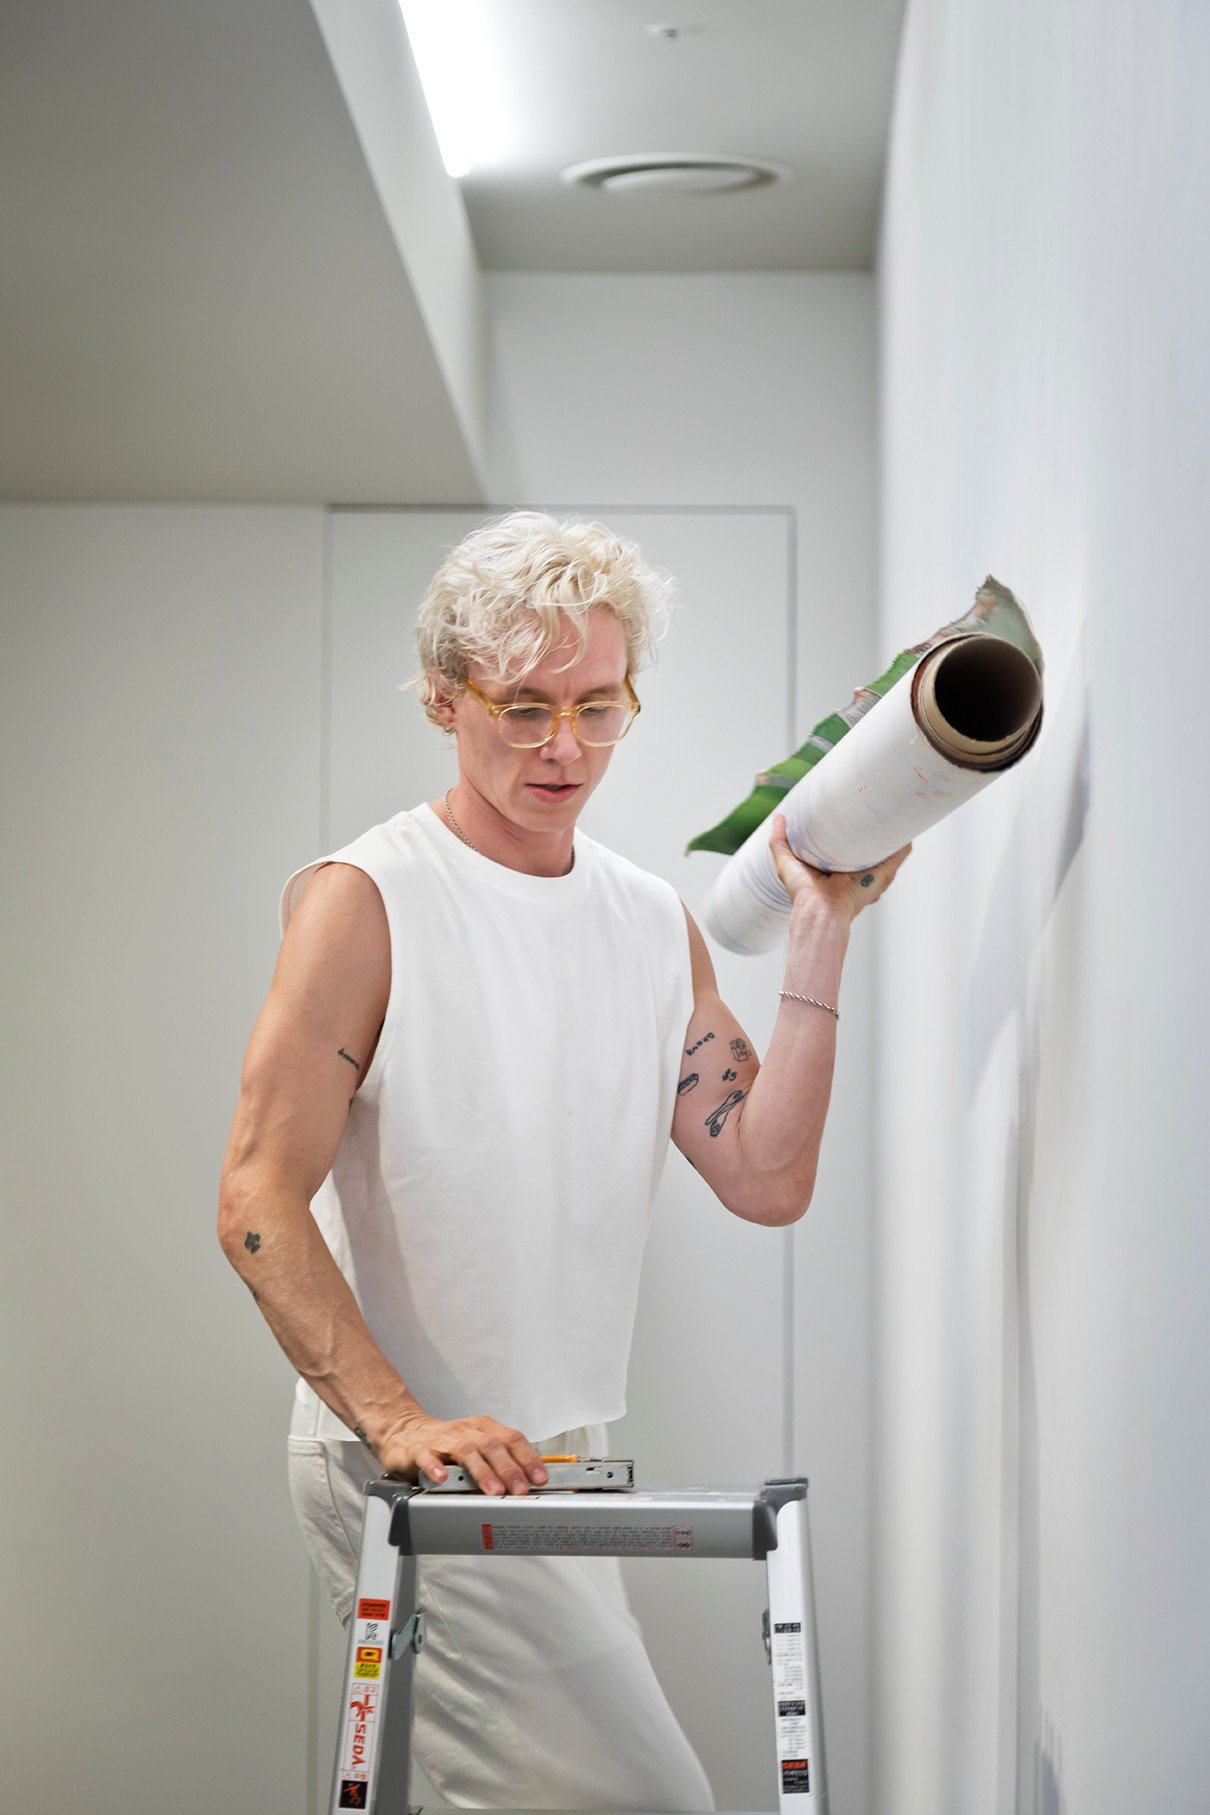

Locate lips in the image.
[526,782,579,799]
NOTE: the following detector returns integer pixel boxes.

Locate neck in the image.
[434,783,576,877]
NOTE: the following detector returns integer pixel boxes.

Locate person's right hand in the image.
[374,1411,549,1496]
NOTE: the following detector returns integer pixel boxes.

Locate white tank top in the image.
[281,804,694,1444]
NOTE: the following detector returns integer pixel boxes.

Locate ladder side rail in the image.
[763,1486,828,1814]
[328,1485,419,1815]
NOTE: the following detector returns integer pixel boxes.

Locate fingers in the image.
[768,812,817,897]
[769,809,912,913]
[403,1417,547,1496]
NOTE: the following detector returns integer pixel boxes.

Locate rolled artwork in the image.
[698,581,1045,955]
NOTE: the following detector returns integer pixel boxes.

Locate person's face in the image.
[436,609,631,835]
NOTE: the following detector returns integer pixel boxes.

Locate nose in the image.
[544,710,583,761]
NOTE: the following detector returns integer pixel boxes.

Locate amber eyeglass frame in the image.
[460,674,641,748]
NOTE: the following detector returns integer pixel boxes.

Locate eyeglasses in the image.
[461,675,641,748]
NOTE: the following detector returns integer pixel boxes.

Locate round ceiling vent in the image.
[561,153,791,197]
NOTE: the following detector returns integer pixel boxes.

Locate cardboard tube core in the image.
[915,634,1043,769]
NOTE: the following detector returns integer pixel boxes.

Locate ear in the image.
[427,670,459,731]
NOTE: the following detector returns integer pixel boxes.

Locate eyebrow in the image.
[489,680,627,703]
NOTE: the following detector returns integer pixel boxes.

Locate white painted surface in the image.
[0,505,325,1811]
[0,0,484,502]
[874,3,1210,1810]
[308,0,489,476]
[448,0,906,272]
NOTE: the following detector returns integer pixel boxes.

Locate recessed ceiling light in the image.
[561,154,792,197]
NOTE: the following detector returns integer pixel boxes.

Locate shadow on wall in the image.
[974,641,1090,1815]
[1034,1710,1066,1815]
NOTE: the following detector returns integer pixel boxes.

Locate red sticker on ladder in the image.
[357,1598,390,1621]
[481,1523,495,1550]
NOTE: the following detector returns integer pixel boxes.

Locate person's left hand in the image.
[769,811,911,924]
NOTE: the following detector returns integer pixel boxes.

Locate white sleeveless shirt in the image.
[281,804,694,1444]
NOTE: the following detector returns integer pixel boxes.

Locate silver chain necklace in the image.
[442,788,575,872]
[442,788,476,852]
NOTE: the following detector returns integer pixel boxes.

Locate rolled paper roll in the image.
[703,633,1044,955]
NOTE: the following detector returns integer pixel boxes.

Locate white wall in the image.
[0,506,325,1813]
[874,4,1210,1811]
[488,271,880,1815]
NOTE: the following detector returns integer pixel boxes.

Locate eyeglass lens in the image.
[497,702,632,747]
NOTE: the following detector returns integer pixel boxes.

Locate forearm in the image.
[218,1178,422,1448]
[732,903,851,1217]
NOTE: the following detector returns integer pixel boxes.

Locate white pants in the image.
[287,1405,715,1810]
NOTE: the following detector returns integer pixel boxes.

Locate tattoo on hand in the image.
[723,1067,737,1081]
[338,1047,361,1071]
[730,1037,753,1062]
[686,1031,715,1057]
[677,1073,700,1096]
[860,873,875,888]
[244,1231,261,1255]
[705,1089,745,1137]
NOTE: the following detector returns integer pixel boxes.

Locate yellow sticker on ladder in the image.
[354,1645,383,1679]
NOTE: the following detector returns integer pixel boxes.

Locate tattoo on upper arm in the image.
[677,1073,700,1096]
[686,1031,715,1057]
[729,1037,753,1062]
[338,1048,361,1071]
[705,1089,745,1138]
[244,1231,261,1254]
[723,1067,737,1081]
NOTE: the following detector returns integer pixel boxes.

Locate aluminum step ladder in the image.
[330,1475,826,1813]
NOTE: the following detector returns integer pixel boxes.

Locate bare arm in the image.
[672,816,910,1224]
[217,862,546,1495]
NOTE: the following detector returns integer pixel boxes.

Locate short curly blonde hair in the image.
[416,512,673,726]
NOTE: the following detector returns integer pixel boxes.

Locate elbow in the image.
[725,1171,815,1228]
[217,1170,255,1266]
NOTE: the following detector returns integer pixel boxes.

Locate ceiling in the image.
[0,0,906,503]
[456,0,907,273]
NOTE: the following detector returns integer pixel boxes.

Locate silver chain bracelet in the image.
[778,989,840,1021]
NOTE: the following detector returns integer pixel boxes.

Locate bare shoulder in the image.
[267,862,390,1044]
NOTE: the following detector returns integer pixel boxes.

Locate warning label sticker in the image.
[781,1759,810,1794]
[777,1696,809,1759]
[772,1621,806,1697]
[339,1682,379,1784]
[354,1645,383,1680]
[479,1523,695,1555]
[357,1597,390,1622]
[338,1781,369,1809]
[771,1620,810,1791]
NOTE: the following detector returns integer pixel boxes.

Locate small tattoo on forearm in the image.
[677,1073,700,1096]
[723,1067,737,1081]
[338,1047,361,1070]
[860,873,875,888]
[705,1089,745,1137]
[729,1037,753,1062]
[244,1231,261,1254]
[686,1031,715,1057]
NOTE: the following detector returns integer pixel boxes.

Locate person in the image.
[217,511,907,1809]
